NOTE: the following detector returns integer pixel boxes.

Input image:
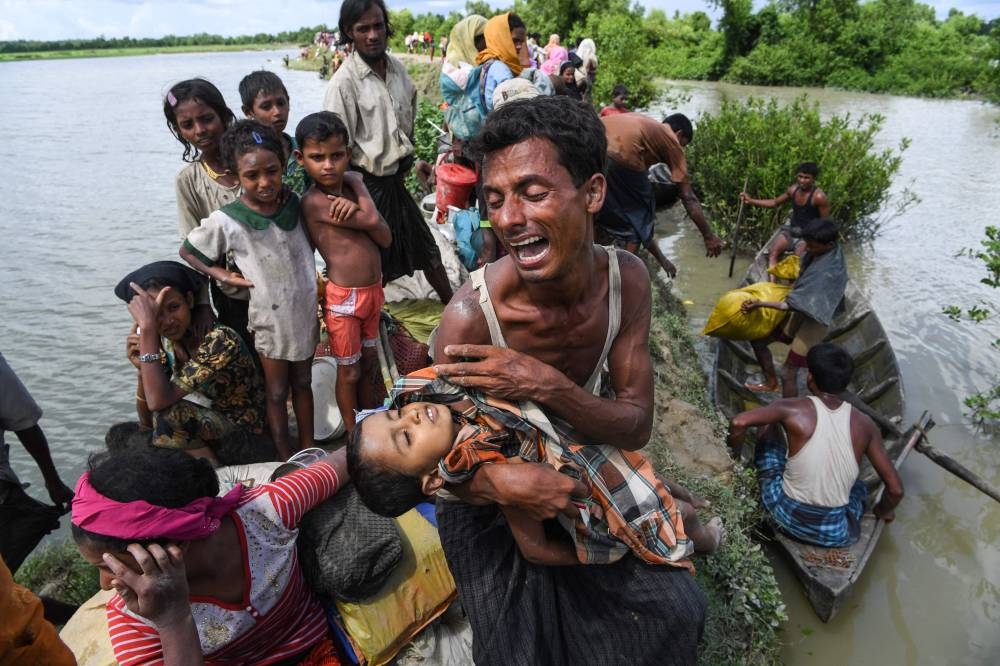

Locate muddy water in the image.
[0,52,997,663]
[651,82,1000,663]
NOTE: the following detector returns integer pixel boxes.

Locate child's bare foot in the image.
[688,491,711,510]
[697,517,726,555]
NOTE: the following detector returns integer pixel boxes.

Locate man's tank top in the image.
[789,186,820,231]
[468,247,622,444]
[469,246,622,396]
[782,397,860,507]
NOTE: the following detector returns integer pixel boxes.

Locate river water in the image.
[0,51,997,663]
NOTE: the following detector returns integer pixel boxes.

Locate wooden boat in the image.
[712,233,915,622]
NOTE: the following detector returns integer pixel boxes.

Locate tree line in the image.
[5,1,996,102]
[0,26,326,54]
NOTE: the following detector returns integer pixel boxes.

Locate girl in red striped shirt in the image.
[72,445,348,665]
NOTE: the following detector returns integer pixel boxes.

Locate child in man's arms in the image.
[347,368,724,567]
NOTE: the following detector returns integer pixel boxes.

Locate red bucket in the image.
[435,163,477,223]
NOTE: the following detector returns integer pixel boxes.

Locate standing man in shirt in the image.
[324,0,454,304]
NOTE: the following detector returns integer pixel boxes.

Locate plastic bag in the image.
[701,281,792,340]
[767,254,800,280]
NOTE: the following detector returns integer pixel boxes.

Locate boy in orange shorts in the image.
[296,111,392,432]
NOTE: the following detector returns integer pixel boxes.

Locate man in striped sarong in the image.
[431,96,707,666]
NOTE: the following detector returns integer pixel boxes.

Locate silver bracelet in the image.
[138,353,162,363]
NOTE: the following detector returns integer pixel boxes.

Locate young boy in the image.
[741,218,848,397]
[347,368,724,567]
[740,162,830,274]
[238,70,309,194]
[295,111,391,434]
[599,84,630,117]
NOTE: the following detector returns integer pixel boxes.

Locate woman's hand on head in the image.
[126,323,142,368]
[127,282,165,331]
[105,543,192,629]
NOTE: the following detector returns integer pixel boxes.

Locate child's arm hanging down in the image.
[179,243,254,289]
[501,506,579,566]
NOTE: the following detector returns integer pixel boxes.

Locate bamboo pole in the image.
[842,393,1000,505]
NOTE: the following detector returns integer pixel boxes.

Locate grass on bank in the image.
[0,42,294,63]
[15,540,99,607]
[645,280,785,666]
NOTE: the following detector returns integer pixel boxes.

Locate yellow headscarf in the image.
[476,13,523,76]
[446,15,488,68]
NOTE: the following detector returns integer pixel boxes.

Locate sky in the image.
[1,0,997,42]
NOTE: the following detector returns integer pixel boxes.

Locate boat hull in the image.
[713,233,907,621]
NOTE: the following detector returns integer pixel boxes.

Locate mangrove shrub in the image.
[687,95,916,251]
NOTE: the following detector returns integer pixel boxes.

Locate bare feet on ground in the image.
[687,491,711,510]
[698,517,726,555]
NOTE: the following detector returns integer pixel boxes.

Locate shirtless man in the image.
[432,96,706,666]
[598,112,723,277]
[740,162,830,275]
[727,343,903,547]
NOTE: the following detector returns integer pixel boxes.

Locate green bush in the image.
[687,95,917,252]
[15,540,100,607]
[582,12,659,108]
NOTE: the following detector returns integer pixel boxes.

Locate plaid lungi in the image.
[755,435,867,547]
[437,500,707,666]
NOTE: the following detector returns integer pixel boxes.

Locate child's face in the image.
[174,99,225,154]
[246,90,290,134]
[359,402,457,478]
[613,93,628,108]
[561,66,576,85]
[296,135,352,190]
[235,148,283,208]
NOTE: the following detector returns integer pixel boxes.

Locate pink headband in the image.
[71,472,244,541]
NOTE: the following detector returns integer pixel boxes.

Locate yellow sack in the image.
[701,281,792,340]
[767,254,800,280]
[336,509,457,665]
[58,590,116,666]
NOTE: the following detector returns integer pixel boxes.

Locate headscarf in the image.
[72,472,244,541]
[575,38,598,85]
[446,15,487,68]
[559,62,582,100]
[114,260,206,303]
[477,13,523,76]
[540,42,569,76]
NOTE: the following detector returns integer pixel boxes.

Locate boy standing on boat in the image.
[727,343,903,547]
[741,218,847,397]
[740,162,830,276]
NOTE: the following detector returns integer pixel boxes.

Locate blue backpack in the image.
[439,61,494,140]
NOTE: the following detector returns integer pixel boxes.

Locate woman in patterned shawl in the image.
[116,261,266,462]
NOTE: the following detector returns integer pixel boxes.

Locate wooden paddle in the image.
[841,392,1000,505]
[728,176,750,278]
